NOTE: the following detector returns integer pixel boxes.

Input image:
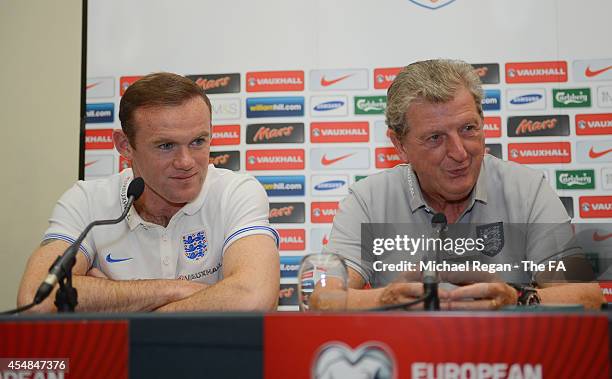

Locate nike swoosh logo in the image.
[593,232,612,242]
[589,147,612,159]
[84,160,98,167]
[585,65,612,78]
[321,153,354,166]
[320,74,353,87]
[86,82,101,90]
[105,253,133,263]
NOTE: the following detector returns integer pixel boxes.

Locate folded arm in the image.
[155,234,280,312]
[17,240,204,313]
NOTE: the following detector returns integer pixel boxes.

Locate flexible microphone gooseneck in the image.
[32,177,145,309]
[423,212,447,311]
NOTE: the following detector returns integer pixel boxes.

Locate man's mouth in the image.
[447,166,470,177]
[171,172,197,180]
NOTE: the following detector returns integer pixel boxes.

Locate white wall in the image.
[0,0,82,310]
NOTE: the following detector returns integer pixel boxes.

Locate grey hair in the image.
[385,59,484,137]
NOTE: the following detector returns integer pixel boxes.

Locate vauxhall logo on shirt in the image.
[269,202,305,223]
[246,149,305,170]
[246,70,304,92]
[86,103,114,124]
[575,114,612,135]
[187,73,240,94]
[505,61,567,83]
[508,142,572,164]
[310,122,369,143]
[246,123,305,144]
[209,150,240,171]
[507,115,570,137]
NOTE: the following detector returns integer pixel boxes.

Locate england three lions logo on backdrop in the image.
[409,0,456,10]
[311,342,396,379]
[183,230,208,261]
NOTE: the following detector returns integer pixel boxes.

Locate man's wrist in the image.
[508,283,541,305]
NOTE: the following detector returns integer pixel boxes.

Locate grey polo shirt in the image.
[325,154,573,286]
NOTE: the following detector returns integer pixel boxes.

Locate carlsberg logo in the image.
[553,88,591,107]
[556,170,595,189]
[355,96,387,114]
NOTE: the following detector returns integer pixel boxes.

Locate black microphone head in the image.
[127,177,145,200]
[432,212,447,226]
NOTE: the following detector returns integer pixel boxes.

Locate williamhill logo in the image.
[580,196,612,218]
[86,103,114,123]
[553,88,591,108]
[556,170,595,190]
[576,114,612,135]
[246,97,304,118]
[508,142,571,164]
[246,149,305,170]
[211,124,240,146]
[310,122,369,143]
[505,61,567,83]
[246,71,304,92]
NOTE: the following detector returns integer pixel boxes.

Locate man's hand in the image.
[379,282,450,309]
[445,283,518,310]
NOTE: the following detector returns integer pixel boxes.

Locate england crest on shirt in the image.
[183,230,208,261]
[476,222,505,257]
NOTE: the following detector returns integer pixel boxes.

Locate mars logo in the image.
[211,125,240,146]
[483,117,501,138]
[246,149,305,170]
[505,61,567,83]
[209,150,240,171]
[187,73,240,94]
[408,0,456,10]
[269,202,305,223]
[471,63,500,84]
[375,147,403,168]
[312,342,395,379]
[311,202,339,223]
[507,115,569,137]
[247,123,304,144]
[310,122,369,143]
[508,142,571,164]
[579,196,612,218]
[575,114,612,135]
[246,71,304,92]
[373,67,402,89]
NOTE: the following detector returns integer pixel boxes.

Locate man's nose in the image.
[173,146,195,170]
[446,133,468,162]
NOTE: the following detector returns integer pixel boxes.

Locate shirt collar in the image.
[404,159,488,214]
[118,169,143,231]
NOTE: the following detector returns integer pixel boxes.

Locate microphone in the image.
[33,177,145,307]
[423,212,447,311]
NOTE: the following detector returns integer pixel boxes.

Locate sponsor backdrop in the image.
[86,0,612,310]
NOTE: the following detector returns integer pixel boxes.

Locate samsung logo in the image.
[314,101,345,112]
[510,94,543,105]
[314,180,346,191]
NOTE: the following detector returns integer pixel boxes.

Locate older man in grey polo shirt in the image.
[325,59,603,310]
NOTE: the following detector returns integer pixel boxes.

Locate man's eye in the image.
[158,143,174,150]
[428,135,440,142]
[191,138,207,146]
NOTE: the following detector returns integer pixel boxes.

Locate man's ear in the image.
[113,129,133,160]
[388,128,409,163]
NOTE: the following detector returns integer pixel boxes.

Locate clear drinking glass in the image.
[298,253,348,311]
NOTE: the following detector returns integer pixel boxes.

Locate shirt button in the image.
[163,257,170,265]
[162,234,168,241]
